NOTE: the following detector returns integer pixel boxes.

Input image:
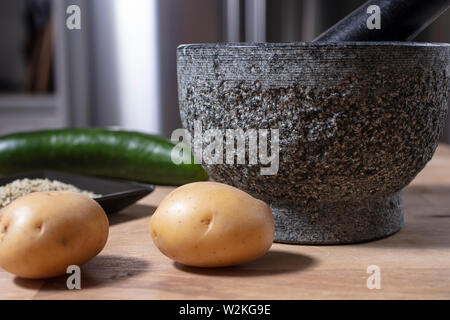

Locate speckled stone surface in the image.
[177,42,450,244]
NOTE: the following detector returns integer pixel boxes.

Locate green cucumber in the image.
[0,128,208,185]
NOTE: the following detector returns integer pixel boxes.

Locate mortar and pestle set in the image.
[177,0,450,244]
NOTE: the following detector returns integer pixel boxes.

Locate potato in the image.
[0,191,109,279]
[150,182,274,267]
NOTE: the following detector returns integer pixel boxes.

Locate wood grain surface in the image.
[1,145,450,300]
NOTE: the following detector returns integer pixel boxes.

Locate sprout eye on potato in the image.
[150,182,274,268]
[0,191,109,279]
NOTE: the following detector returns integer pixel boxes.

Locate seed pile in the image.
[0,178,100,209]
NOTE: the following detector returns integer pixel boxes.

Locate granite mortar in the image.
[177,42,450,244]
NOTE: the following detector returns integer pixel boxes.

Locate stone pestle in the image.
[314,0,450,42]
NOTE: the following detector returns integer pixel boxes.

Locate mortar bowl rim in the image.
[177,41,450,51]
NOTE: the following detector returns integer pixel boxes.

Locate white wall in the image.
[113,0,161,134]
[88,0,161,134]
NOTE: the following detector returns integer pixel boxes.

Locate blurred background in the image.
[0,0,449,140]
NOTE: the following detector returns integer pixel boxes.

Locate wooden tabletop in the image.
[2,144,450,300]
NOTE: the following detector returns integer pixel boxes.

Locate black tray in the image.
[0,170,155,214]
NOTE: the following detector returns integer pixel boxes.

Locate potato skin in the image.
[0,191,109,279]
[150,182,274,267]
